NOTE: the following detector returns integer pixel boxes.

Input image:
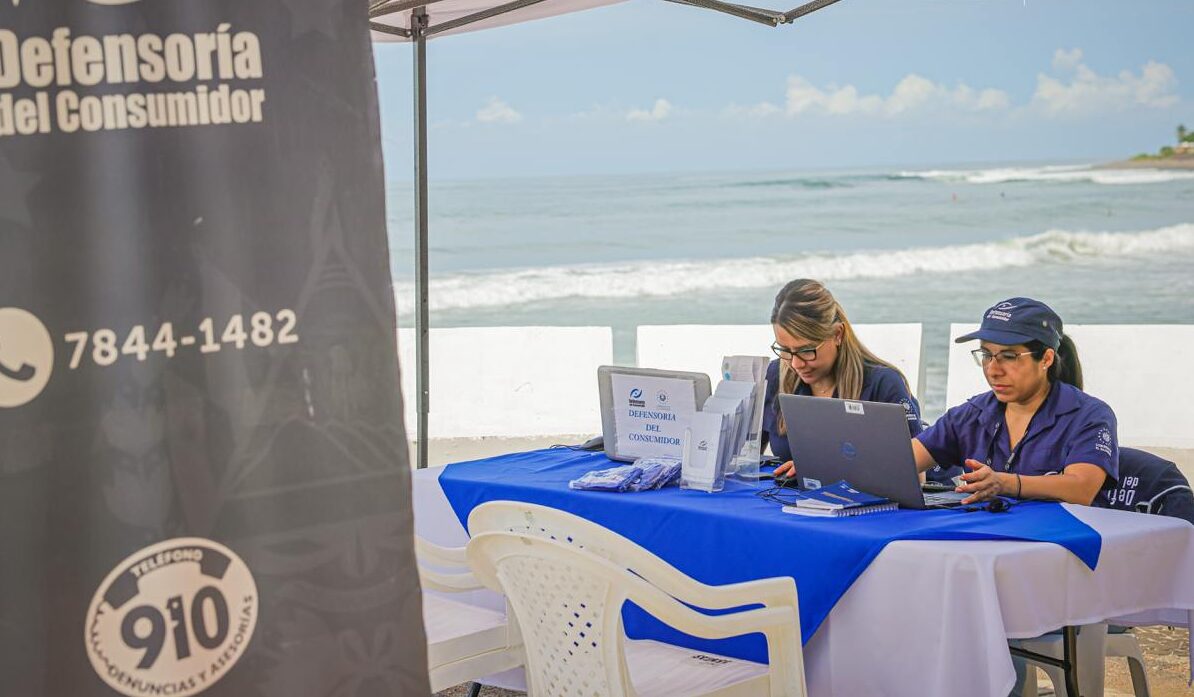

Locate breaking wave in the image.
[394,224,1194,314]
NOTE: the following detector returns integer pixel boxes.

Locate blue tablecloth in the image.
[439,448,1101,661]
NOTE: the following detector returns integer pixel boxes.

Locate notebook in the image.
[782,480,897,517]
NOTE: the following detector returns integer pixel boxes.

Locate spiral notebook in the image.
[782,480,897,517]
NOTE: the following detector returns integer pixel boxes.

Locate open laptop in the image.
[777,394,967,509]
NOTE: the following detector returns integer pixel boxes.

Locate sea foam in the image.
[393,224,1194,314]
[896,165,1194,185]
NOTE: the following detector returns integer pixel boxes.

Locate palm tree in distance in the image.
[1180,124,1189,144]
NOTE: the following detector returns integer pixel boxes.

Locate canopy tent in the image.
[368,0,845,468]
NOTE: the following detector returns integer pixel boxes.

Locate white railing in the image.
[401,324,1192,448]
[398,327,612,438]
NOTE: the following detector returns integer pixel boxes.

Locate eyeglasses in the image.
[971,348,1036,367]
[771,340,826,363]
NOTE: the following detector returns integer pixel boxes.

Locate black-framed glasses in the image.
[971,348,1036,367]
[771,340,826,363]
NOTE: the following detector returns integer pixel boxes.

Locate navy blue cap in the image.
[955,297,1063,349]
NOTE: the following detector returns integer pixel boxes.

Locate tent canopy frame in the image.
[384,0,844,469]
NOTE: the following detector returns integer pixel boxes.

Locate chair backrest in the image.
[1095,447,1194,525]
[466,501,796,611]
[414,536,484,593]
[945,324,1194,447]
[467,501,805,697]
[467,531,637,696]
[636,324,924,398]
[397,326,613,438]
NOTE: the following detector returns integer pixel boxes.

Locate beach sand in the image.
[1097,154,1194,170]
[424,437,1194,697]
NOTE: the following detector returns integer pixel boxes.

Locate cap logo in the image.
[994,302,1018,311]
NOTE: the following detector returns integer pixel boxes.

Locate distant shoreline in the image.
[1097,154,1194,170]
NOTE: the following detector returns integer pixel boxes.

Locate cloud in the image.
[784,74,1010,117]
[1052,48,1084,72]
[627,98,672,122]
[1032,54,1178,115]
[476,97,522,124]
[722,102,783,119]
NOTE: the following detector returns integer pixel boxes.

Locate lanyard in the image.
[986,415,1037,473]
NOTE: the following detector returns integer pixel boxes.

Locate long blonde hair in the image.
[771,279,908,434]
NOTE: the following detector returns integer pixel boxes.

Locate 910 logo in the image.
[85,538,258,697]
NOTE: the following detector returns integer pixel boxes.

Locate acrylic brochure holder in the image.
[680,355,770,492]
[722,355,770,481]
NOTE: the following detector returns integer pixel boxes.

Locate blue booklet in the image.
[784,480,896,517]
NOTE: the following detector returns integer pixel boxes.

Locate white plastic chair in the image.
[1011,624,1151,697]
[466,501,807,697]
[416,536,525,692]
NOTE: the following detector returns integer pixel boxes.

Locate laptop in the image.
[777,394,967,509]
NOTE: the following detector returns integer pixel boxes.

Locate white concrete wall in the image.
[635,324,924,398]
[945,324,1194,448]
[398,327,613,439]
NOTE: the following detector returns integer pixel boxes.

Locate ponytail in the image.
[1027,334,1083,390]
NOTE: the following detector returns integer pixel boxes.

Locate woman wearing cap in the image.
[766,279,924,478]
[913,298,1118,505]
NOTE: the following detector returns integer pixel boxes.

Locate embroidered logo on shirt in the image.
[1095,428,1113,456]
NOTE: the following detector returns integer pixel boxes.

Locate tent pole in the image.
[413,7,430,469]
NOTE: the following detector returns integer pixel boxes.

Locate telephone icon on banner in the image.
[0,308,54,408]
[0,353,36,383]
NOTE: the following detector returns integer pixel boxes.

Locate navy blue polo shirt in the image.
[916,381,1119,482]
[761,359,923,463]
[1095,448,1194,525]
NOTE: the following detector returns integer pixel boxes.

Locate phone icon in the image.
[0,344,37,383]
[0,308,55,408]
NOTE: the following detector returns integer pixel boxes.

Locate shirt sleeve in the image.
[916,404,966,467]
[761,359,780,458]
[868,367,924,437]
[1060,405,1119,482]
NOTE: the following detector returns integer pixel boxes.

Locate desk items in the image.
[781,480,897,517]
[598,365,711,462]
[681,357,768,492]
[569,457,682,492]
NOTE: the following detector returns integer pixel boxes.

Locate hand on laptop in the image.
[957,459,1000,504]
[774,460,795,479]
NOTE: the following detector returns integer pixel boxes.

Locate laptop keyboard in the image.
[924,491,968,506]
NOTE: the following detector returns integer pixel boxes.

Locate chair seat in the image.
[423,592,510,667]
[625,639,771,697]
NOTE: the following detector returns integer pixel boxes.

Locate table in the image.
[413,463,1194,697]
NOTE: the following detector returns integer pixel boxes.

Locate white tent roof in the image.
[369,0,629,42]
[369,0,840,42]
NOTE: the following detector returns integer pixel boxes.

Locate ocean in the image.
[384,162,1194,418]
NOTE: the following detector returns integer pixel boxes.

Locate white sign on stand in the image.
[610,373,698,460]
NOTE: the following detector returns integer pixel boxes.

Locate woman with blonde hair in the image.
[765,279,926,479]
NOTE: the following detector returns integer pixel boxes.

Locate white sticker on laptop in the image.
[844,401,865,415]
[802,477,822,490]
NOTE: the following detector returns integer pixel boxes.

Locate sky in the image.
[372,0,1194,180]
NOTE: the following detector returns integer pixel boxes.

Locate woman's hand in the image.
[774,460,796,479]
[957,458,1001,504]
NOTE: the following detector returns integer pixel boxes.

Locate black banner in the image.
[0,0,430,694]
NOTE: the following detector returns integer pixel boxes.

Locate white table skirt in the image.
[412,467,1194,697]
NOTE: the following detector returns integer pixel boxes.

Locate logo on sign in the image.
[0,308,54,408]
[628,387,645,408]
[84,538,259,697]
[656,390,668,405]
